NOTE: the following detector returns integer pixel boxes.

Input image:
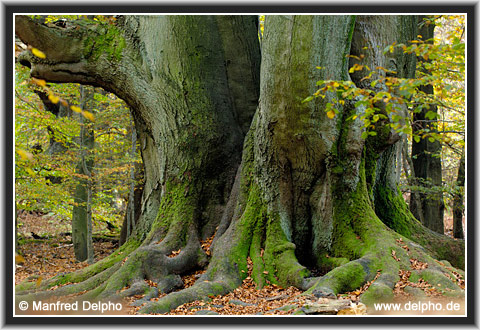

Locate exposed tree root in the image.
[15,162,465,315]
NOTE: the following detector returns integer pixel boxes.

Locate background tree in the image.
[15,14,464,313]
[452,150,465,239]
[71,85,95,262]
[409,16,444,233]
[15,35,139,247]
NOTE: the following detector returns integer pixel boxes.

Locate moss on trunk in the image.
[15,14,465,315]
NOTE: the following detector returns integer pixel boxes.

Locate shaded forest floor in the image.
[15,212,465,316]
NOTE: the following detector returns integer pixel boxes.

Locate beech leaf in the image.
[326,110,336,119]
[70,105,82,113]
[31,47,46,59]
[82,111,95,122]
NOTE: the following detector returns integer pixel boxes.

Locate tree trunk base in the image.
[15,164,465,314]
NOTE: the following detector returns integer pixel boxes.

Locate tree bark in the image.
[409,16,445,234]
[15,14,464,313]
[71,86,95,262]
[453,150,465,239]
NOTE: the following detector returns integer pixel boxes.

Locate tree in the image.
[409,16,444,233]
[71,86,95,262]
[452,150,465,239]
[15,14,464,313]
[15,38,138,254]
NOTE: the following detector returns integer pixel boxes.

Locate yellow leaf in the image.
[17,149,33,161]
[36,276,43,288]
[326,110,336,119]
[15,253,25,264]
[82,111,95,122]
[31,47,46,59]
[31,78,46,87]
[70,105,82,113]
[26,168,36,176]
[48,93,60,104]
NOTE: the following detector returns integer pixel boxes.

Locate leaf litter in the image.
[16,214,465,315]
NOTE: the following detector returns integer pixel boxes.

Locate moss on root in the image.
[15,135,465,315]
[307,259,368,294]
[374,184,464,269]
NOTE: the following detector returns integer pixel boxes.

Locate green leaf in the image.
[302,96,314,103]
[425,111,437,120]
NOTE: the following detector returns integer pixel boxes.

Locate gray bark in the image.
[410,16,445,234]
[16,15,261,244]
[15,15,465,312]
[453,150,465,239]
[126,122,137,240]
[71,86,95,262]
[253,15,356,264]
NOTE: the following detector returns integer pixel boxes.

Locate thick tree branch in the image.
[15,15,118,87]
[15,15,84,63]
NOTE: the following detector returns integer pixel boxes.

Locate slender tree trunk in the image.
[85,162,94,264]
[119,170,143,246]
[453,150,465,239]
[409,16,445,234]
[72,86,95,262]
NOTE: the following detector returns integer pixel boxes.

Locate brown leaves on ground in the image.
[451,271,465,289]
[410,258,428,270]
[396,238,410,252]
[200,233,215,256]
[342,270,382,302]
[163,257,306,315]
[391,249,401,262]
[435,260,465,289]
[16,239,115,285]
[167,249,181,258]
[394,269,442,297]
[170,276,305,315]
[182,270,205,288]
[16,212,116,285]
[17,210,70,238]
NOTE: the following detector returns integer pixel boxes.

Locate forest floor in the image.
[15,211,465,316]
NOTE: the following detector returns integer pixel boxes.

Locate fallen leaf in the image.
[15,253,25,264]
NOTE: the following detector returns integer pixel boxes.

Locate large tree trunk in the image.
[409,16,445,233]
[15,14,463,313]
